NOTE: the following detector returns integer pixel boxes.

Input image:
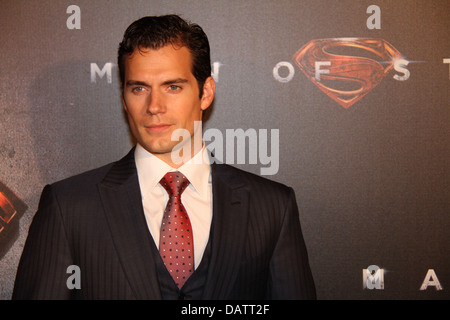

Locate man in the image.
[13,15,316,300]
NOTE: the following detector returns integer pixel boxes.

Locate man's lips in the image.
[144,124,172,133]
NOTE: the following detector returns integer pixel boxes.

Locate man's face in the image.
[122,45,215,166]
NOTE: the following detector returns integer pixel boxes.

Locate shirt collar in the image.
[134,143,211,199]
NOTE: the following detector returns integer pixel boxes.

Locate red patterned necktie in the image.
[159,171,194,288]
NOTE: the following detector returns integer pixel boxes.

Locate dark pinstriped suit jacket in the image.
[12,148,316,300]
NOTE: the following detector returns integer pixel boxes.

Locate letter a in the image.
[366,5,381,30]
[66,5,81,30]
[66,265,81,289]
[420,269,443,291]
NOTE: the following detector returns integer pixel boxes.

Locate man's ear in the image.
[200,76,215,111]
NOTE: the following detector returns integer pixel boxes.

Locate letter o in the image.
[273,61,295,83]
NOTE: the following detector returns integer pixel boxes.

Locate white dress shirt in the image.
[134,143,212,269]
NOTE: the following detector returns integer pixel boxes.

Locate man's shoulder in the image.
[212,163,292,194]
[213,164,297,216]
[49,149,135,192]
[50,162,115,192]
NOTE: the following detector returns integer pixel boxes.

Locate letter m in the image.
[363,265,384,290]
[90,62,113,84]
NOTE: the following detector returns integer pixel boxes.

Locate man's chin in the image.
[139,141,182,155]
[140,144,173,156]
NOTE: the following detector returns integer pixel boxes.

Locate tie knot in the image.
[160,171,190,197]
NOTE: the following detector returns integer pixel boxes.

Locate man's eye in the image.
[168,85,181,92]
[132,86,145,94]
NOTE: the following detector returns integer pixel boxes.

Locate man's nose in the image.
[147,91,166,115]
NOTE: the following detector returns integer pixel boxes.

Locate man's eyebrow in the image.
[125,78,189,87]
[125,80,149,87]
[161,78,189,86]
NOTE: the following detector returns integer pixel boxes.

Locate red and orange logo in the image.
[0,181,27,258]
[293,38,406,108]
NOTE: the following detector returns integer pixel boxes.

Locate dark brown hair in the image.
[118,15,211,97]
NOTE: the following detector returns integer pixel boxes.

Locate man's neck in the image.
[152,143,206,169]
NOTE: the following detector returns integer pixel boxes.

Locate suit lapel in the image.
[202,163,250,299]
[97,150,251,299]
[98,148,162,299]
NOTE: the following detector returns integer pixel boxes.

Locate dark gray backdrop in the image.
[1,0,449,299]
